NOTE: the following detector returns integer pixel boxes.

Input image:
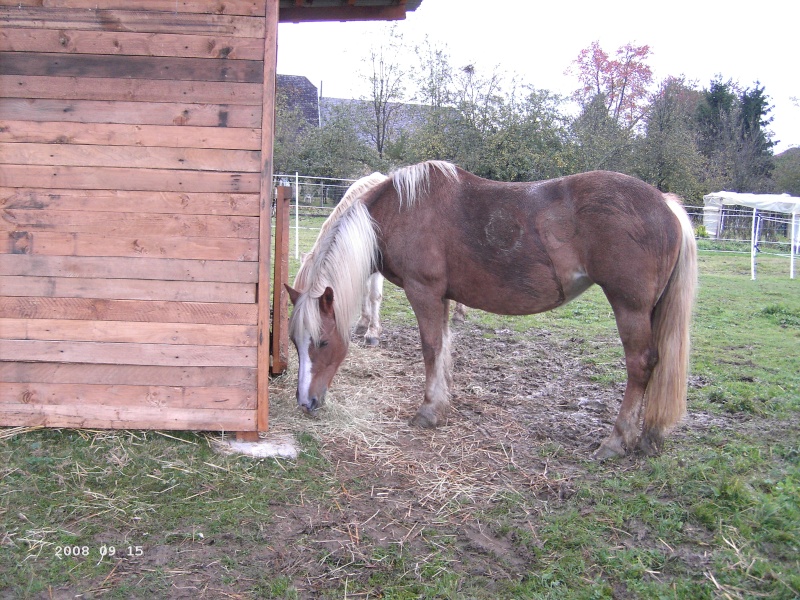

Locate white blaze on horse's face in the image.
[295,330,315,409]
[287,286,348,413]
[291,323,347,412]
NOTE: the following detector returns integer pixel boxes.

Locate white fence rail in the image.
[274,173,356,259]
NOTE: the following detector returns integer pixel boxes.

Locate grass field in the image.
[1,238,798,599]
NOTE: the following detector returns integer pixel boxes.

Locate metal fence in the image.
[273,173,356,259]
[274,173,357,208]
[702,205,794,245]
[699,204,798,279]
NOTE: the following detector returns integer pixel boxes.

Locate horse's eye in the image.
[317,340,328,349]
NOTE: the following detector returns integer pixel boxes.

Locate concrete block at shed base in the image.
[215,434,298,459]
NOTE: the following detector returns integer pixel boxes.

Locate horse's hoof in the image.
[593,437,625,460]
[410,410,438,428]
[299,407,322,420]
[637,430,663,456]
[365,336,379,347]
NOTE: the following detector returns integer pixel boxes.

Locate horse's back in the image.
[368,166,682,316]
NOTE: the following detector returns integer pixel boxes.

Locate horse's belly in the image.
[447,260,577,316]
[448,201,590,315]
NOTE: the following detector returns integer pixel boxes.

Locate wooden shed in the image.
[1,0,421,436]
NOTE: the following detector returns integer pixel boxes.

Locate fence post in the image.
[294,172,300,260]
[271,186,291,376]
[791,210,797,280]
[750,208,759,280]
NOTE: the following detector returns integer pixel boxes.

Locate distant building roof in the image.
[277,75,319,125]
[320,97,430,130]
[278,77,440,139]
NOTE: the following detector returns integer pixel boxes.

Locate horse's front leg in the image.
[354,273,383,345]
[363,273,384,346]
[354,310,370,337]
[405,289,452,428]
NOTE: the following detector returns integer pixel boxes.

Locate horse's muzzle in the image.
[297,391,325,413]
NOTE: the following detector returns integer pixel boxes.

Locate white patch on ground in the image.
[215,434,299,459]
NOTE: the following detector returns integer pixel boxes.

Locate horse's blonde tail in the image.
[642,197,698,448]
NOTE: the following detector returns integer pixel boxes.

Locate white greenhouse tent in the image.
[703,191,800,279]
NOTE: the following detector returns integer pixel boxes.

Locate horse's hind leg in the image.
[406,290,452,428]
[595,308,657,459]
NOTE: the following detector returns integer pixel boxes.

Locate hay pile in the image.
[268,326,574,515]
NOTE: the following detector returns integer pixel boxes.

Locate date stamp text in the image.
[54,544,144,564]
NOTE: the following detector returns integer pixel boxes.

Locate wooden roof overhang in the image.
[279,0,423,22]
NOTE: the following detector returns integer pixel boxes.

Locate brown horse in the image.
[286,161,697,458]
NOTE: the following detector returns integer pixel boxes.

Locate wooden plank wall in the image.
[0,0,271,431]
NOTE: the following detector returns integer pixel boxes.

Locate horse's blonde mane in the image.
[390,160,459,207]
[289,200,378,346]
[294,172,387,291]
[289,162,458,345]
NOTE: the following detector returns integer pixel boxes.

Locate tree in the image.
[568,41,653,128]
[449,64,504,172]
[634,77,704,200]
[479,86,571,181]
[404,49,571,181]
[406,51,507,169]
[405,38,459,164]
[412,36,453,113]
[695,78,737,158]
[362,26,407,160]
[273,88,311,175]
[695,78,776,192]
[566,41,653,173]
[735,83,775,190]
[774,148,800,196]
[299,103,377,178]
[452,63,504,135]
[568,92,634,172]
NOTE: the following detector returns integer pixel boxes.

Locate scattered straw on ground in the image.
[0,426,43,441]
[268,325,575,515]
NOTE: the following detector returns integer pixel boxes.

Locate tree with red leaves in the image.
[568,41,653,128]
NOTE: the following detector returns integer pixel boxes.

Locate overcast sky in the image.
[277,0,799,153]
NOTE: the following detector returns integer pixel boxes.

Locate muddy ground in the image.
[43,319,735,599]
[250,319,717,598]
[264,321,631,595]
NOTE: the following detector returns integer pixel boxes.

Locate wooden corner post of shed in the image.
[270,186,292,378]
[249,0,281,441]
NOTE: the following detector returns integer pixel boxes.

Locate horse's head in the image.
[286,285,349,412]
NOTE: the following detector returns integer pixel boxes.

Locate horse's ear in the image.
[285,284,300,305]
[319,286,335,316]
